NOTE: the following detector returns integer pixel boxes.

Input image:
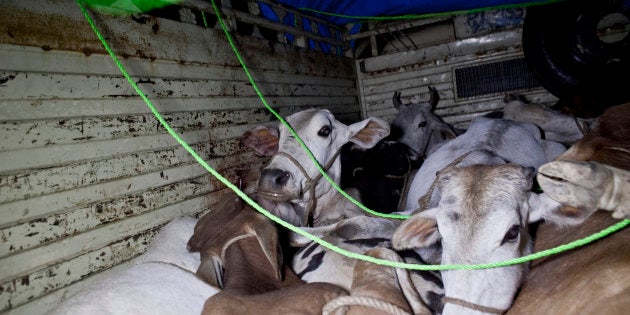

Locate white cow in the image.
[253,109,390,227]
[393,163,566,315]
[401,116,565,213]
[388,116,572,314]
[49,217,219,315]
[244,110,446,311]
[501,94,594,144]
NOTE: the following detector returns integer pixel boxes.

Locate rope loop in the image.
[322,296,411,315]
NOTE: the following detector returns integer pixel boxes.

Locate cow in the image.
[392,163,567,315]
[389,104,628,313]
[188,189,348,315]
[340,140,420,214]
[537,161,630,222]
[289,215,445,314]
[507,160,630,314]
[386,115,572,313]
[555,102,630,169]
[390,86,458,160]
[507,210,630,314]
[341,87,456,213]
[337,87,458,214]
[242,110,444,312]
[400,116,564,213]
[500,94,594,144]
[253,109,390,226]
[49,217,219,315]
[506,103,630,314]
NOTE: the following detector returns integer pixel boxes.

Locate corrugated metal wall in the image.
[0,1,359,313]
[357,10,558,129]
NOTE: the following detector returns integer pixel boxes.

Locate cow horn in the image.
[428,86,439,111]
[392,90,402,110]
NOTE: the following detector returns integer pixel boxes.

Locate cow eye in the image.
[317,126,331,137]
[418,121,427,128]
[501,224,520,245]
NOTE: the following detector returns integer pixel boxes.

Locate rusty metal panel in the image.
[0,0,359,313]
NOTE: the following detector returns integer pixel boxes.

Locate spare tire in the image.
[523,0,630,115]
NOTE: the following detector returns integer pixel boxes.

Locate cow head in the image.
[537,160,630,222]
[247,109,389,225]
[393,164,538,314]
[390,87,457,159]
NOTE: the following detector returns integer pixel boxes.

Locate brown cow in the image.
[508,211,630,314]
[188,190,347,315]
[508,102,630,314]
[556,102,630,169]
[187,129,348,314]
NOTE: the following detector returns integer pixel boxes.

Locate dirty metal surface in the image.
[0,1,359,313]
[356,27,557,129]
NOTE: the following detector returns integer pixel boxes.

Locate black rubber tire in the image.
[523,0,630,115]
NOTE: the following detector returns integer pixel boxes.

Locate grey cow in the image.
[390,86,458,161]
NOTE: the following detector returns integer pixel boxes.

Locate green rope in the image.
[76,0,630,270]
[201,11,209,28]
[298,0,567,22]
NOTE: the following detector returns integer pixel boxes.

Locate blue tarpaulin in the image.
[271,0,561,24]
[258,0,567,53]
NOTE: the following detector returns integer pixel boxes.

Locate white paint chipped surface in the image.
[0,0,359,313]
[357,29,558,129]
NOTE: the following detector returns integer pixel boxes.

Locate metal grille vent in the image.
[454,58,540,99]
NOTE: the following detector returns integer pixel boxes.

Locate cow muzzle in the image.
[258,168,298,202]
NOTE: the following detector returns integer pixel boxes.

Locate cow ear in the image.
[392,208,441,250]
[196,255,224,288]
[440,127,458,140]
[240,125,279,156]
[527,192,595,226]
[348,117,390,149]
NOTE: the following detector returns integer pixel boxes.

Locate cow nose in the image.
[261,168,291,188]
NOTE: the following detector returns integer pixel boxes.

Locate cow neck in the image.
[416,151,476,212]
[220,233,256,264]
[274,148,342,227]
[382,153,414,211]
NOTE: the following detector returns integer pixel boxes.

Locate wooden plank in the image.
[0,160,220,228]
[0,227,159,312]
[0,44,355,87]
[0,3,355,78]
[0,96,356,122]
[0,109,274,151]
[0,176,210,258]
[0,140,256,205]
[4,260,134,315]
[0,156,262,256]
[0,129,207,173]
[0,195,209,281]
[362,29,522,72]
[0,71,356,101]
